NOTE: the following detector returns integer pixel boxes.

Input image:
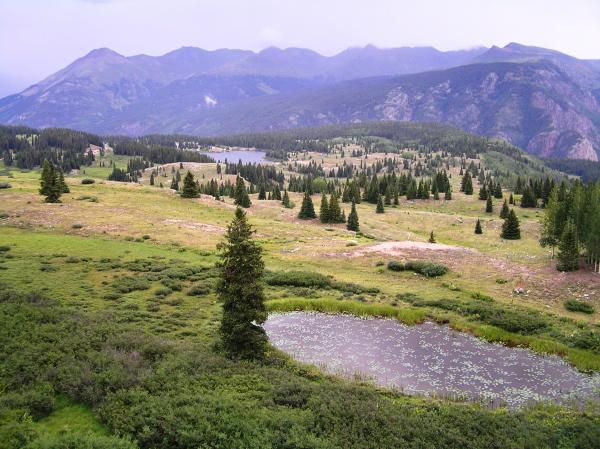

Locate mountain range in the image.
[1,42,599,160]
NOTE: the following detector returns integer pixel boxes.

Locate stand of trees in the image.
[540,181,600,272]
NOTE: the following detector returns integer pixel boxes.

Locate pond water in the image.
[200,150,269,164]
[264,312,600,408]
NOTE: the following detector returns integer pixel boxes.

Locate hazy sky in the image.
[1,0,600,96]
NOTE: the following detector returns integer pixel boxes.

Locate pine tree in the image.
[329,194,343,223]
[217,208,267,359]
[150,172,155,186]
[39,160,61,203]
[509,193,515,205]
[258,184,266,200]
[501,209,521,240]
[319,193,330,223]
[376,194,385,213]
[181,172,199,198]
[428,231,436,243]
[500,199,509,219]
[540,187,560,258]
[282,189,292,208]
[347,201,360,232]
[445,185,452,200]
[474,219,483,234]
[556,220,579,272]
[234,175,251,208]
[298,191,316,219]
[520,186,537,208]
[485,195,493,213]
[464,174,473,195]
[58,170,69,193]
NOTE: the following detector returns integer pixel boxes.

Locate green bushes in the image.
[111,276,151,293]
[564,299,595,314]
[265,270,379,294]
[0,245,11,252]
[387,260,449,277]
[0,182,11,189]
[187,285,210,296]
[81,178,96,184]
[24,432,138,449]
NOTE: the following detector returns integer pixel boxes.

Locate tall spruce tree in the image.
[474,219,483,234]
[500,199,509,219]
[501,209,521,240]
[234,175,251,208]
[347,201,359,232]
[376,194,385,213]
[329,194,343,223]
[282,189,292,208]
[181,171,199,198]
[39,159,62,203]
[485,195,493,213]
[463,174,473,195]
[428,231,436,243]
[59,170,69,193]
[445,185,452,200]
[319,193,330,223]
[298,191,316,219]
[218,208,267,359]
[556,220,579,272]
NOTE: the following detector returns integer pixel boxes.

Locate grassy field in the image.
[1,150,600,448]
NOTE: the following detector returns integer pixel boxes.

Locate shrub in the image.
[0,245,11,252]
[81,178,96,184]
[387,261,405,271]
[65,256,80,263]
[564,299,595,314]
[71,224,83,229]
[387,260,448,277]
[187,285,210,296]
[405,261,448,277]
[265,271,331,288]
[111,276,151,293]
[155,287,172,297]
[0,182,11,189]
[0,212,8,219]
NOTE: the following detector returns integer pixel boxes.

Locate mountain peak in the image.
[84,47,124,59]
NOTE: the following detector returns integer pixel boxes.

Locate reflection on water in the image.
[264,312,600,408]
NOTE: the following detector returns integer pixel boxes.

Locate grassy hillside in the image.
[1,135,599,448]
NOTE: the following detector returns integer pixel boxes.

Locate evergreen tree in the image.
[58,170,69,193]
[474,219,483,234]
[282,189,292,208]
[150,172,155,186]
[170,176,179,191]
[428,231,436,243]
[465,172,473,195]
[181,171,199,198]
[540,187,561,258]
[258,184,266,200]
[556,220,579,272]
[39,159,61,203]
[445,185,452,200]
[234,175,251,208]
[485,195,493,213]
[319,193,330,223]
[217,208,267,359]
[298,191,316,219]
[509,193,515,205]
[329,194,343,223]
[347,201,360,232]
[520,186,537,208]
[501,209,521,240]
[500,199,509,219]
[479,184,488,200]
[376,194,385,213]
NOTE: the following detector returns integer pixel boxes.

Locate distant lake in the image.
[200,150,270,164]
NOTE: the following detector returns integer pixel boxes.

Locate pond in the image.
[200,150,269,164]
[263,312,600,409]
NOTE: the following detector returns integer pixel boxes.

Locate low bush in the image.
[71,223,83,229]
[0,212,8,219]
[81,178,96,184]
[0,182,11,189]
[111,276,151,293]
[0,245,11,252]
[564,299,595,314]
[387,260,448,277]
[265,270,330,288]
[187,285,210,296]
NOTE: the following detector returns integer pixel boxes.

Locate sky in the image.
[1,0,600,97]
